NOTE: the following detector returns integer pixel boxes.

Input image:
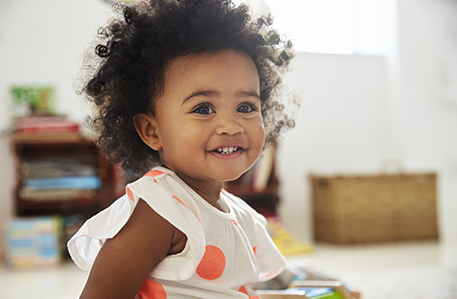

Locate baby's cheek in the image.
[252,123,266,149]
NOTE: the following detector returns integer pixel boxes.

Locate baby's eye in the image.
[193,104,214,115]
[237,103,257,113]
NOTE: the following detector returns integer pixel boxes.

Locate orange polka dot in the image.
[144,169,165,178]
[137,278,166,299]
[127,187,134,201]
[238,286,261,299]
[252,246,257,255]
[196,245,226,280]
[231,219,238,226]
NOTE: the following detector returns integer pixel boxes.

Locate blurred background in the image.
[0,0,456,298]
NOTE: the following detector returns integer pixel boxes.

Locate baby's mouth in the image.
[214,146,240,155]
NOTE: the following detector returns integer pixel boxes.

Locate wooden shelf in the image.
[11,132,86,144]
[11,133,124,218]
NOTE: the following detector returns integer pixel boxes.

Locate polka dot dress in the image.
[68,166,285,298]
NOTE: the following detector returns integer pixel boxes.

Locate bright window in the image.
[247,0,397,55]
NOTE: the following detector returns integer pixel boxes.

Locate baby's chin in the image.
[220,167,253,182]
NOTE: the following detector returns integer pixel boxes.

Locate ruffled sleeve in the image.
[67,171,206,281]
[222,192,286,281]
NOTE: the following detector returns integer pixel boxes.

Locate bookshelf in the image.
[11,134,124,218]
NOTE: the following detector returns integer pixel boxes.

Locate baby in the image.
[68,0,296,298]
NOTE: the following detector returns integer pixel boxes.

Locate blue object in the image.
[278,288,336,297]
[23,176,101,190]
[299,288,335,297]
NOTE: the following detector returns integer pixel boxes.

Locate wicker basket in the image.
[310,173,438,244]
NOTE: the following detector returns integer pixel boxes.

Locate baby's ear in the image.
[133,114,162,151]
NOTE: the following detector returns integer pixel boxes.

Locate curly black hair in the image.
[79,0,297,177]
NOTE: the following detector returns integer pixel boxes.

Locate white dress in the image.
[68,166,285,299]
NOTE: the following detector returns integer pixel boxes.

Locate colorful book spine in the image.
[3,217,61,269]
[23,176,101,190]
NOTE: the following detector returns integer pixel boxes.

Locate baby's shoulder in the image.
[222,190,267,227]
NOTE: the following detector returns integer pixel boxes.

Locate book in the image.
[23,176,101,190]
[252,145,275,192]
[256,288,343,299]
[22,158,97,179]
[15,116,79,134]
[301,288,343,299]
[18,188,96,201]
[4,216,62,269]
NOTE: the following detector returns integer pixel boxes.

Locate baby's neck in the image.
[174,172,226,212]
[189,181,228,212]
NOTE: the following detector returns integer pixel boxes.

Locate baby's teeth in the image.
[217,147,238,154]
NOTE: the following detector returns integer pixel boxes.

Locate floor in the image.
[1,240,453,299]
[288,241,457,299]
[288,240,442,273]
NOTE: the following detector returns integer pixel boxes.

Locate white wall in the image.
[395,0,457,265]
[0,0,110,124]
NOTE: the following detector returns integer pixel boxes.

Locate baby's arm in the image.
[80,199,187,299]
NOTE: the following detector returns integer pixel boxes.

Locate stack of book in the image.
[12,115,81,141]
[20,157,101,200]
[3,216,62,269]
[257,288,346,299]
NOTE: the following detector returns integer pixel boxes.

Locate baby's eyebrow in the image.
[181,89,260,106]
[182,90,218,105]
[237,90,260,100]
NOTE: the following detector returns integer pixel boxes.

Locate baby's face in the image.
[151,49,265,184]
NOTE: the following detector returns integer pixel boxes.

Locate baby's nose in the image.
[215,115,244,135]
